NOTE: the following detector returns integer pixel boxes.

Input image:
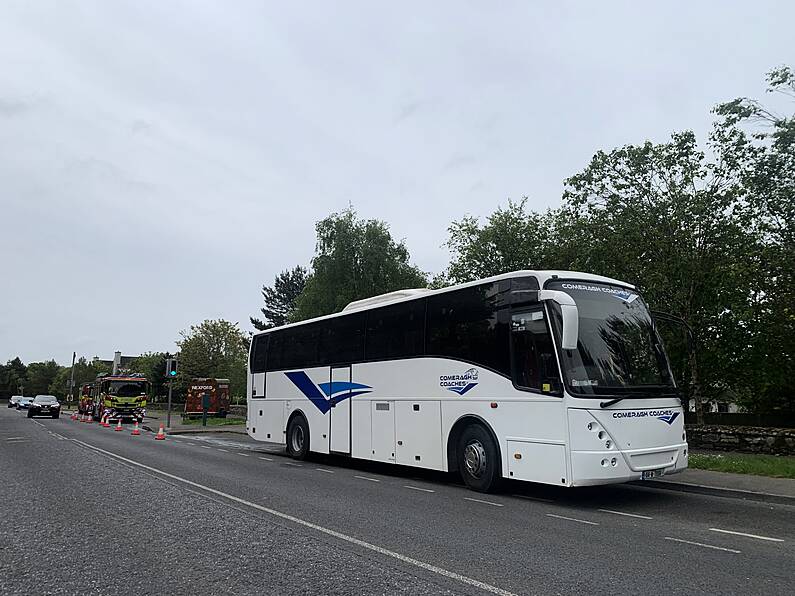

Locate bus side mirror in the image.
[538,290,579,350]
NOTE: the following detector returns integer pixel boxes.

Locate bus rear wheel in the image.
[286,415,309,460]
[457,424,500,493]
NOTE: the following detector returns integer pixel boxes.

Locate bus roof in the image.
[252,270,634,337]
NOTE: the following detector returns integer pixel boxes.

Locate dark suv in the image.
[28,395,61,419]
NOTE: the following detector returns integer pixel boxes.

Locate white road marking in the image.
[237,453,250,457]
[216,449,228,453]
[258,456,273,461]
[5,437,28,441]
[709,528,784,543]
[546,514,598,526]
[511,494,553,503]
[315,468,334,473]
[665,537,740,553]
[464,497,503,507]
[69,438,516,596]
[598,509,653,520]
[354,475,380,482]
[284,462,303,467]
[404,485,435,493]
[201,446,212,449]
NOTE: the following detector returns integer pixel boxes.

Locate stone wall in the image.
[230,405,247,418]
[686,425,795,456]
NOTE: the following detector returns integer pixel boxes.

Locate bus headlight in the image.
[605,440,611,449]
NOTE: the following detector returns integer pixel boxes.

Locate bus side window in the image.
[511,309,561,394]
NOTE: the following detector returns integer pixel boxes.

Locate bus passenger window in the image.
[511,310,561,394]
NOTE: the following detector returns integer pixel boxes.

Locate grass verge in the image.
[688,451,795,479]
[180,416,245,427]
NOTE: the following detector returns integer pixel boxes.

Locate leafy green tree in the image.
[441,198,555,285]
[294,208,427,319]
[48,357,110,400]
[251,266,308,330]
[25,360,63,396]
[0,357,27,398]
[127,352,168,401]
[176,319,249,399]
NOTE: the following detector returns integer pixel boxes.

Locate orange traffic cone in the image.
[86,412,93,424]
[154,424,166,440]
[102,414,111,428]
[131,420,141,436]
[114,418,123,431]
[71,412,77,421]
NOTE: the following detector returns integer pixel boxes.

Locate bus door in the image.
[329,366,351,454]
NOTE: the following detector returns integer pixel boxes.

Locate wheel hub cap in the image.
[464,440,486,478]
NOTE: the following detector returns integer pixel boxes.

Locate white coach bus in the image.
[247,270,687,492]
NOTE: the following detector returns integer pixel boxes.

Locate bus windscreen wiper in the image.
[600,397,626,408]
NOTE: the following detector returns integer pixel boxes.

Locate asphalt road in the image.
[1,407,793,595]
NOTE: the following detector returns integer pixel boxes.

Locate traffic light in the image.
[165,358,178,378]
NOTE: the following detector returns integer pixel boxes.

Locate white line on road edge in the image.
[216,449,228,452]
[201,446,212,449]
[284,462,303,467]
[598,509,653,520]
[258,456,273,461]
[709,528,784,543]
[315,468,334,473]
[546,514,598,526]
[354,475,380,482]
[464,497,503,507]
[405,485,435,493]
[664,537,740,554]
[69,438,516,596]
[511,494,553,503]
[237,453,250,457]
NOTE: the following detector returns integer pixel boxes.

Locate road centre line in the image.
[201,446,212,449]
[598,509,653,520]
[354,475,380,482]
[546,514,598,526]
[237,453,250,457]
[405,485,435,493]
[284,462,303,467]
[315,468,334,473]
[258,456,273,461]
[68,438,516,596]
[664,537,741,554]
[709,528,784,542]
[216,449,228,453]
[464,497,503,507]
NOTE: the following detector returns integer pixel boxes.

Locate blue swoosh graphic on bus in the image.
[285,372,372,414]
[447,383,478,395]
[657,412,680,425]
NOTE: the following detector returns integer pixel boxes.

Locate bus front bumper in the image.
[570,443,688,487]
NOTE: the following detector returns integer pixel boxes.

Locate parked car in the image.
[27,395,61,418]
[16,397,33,410]
[8,395,23,408]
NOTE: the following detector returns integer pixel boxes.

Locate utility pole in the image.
[68,351,76,405]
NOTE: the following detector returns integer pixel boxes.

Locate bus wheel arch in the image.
[285,410,310,460]
[447,415,502,492]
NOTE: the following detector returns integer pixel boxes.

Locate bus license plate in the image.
[641,469,665,480]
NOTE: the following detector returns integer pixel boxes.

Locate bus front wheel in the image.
[286,415,309,460]
[457,424,500,493]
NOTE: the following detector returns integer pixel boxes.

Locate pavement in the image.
[3,406,795,595]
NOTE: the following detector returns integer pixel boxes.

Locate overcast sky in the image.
[1,1,792,365]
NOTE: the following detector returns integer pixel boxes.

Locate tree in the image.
[176,319,249,399]
[294,208,428,320]
[251,266,308,330]
[48,357,110,400]
[442,199,555,285]
[127,352,168,401]
[0,357,27,399]
[25,360,63,396]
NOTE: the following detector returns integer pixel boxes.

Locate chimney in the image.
[112,351,122,375]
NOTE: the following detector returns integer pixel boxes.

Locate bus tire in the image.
[286,414,309,460]
[457,424,500,493]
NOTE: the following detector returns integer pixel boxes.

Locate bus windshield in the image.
[108,381,148,397]
[546,281,675,397]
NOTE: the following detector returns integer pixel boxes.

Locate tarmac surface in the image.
[2,407,794,595]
